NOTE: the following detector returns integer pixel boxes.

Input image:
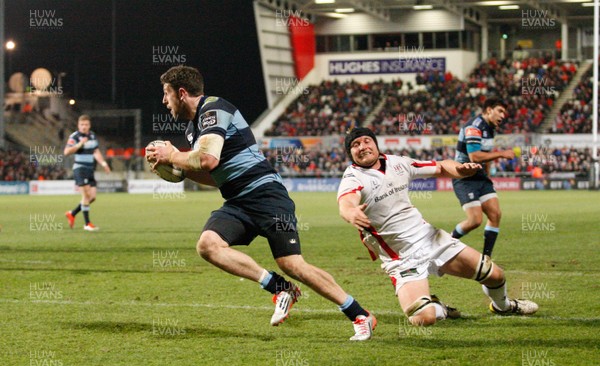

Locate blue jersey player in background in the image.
[451,97,515,258]
[147,66,376,341]
[64,115,111,231]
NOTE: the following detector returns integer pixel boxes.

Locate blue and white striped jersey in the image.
[455,115,495,178]
[185,96,281,200]
[66,131,99,170]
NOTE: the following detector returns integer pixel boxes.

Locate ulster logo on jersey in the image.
[200,111,217,129]
[392,164,404,175]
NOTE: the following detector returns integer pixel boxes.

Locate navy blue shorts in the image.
[203,182,302,259]
[73,167,97,187]
[452,177,497,207]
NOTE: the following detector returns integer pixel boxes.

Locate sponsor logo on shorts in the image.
[399,268,419,278]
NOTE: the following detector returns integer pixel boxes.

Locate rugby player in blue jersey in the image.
[64,115,111,231]
[451,97,515,257]
[146,66,375,341]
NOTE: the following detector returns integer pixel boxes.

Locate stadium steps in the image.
[540,60,593,132]
[362,96,388,128]
[4,111,63,149]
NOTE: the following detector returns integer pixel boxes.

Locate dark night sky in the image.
[5,0,268,130]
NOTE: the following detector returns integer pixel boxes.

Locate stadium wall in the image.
[258,134,595,150]
[3,177,591,195]
[314,10,463,35]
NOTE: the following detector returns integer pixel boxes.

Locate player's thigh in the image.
[481,197,501,222]
[249,183,302,259]
[197,230,230,253]
[452,179,480,207]
[397,278,431,313]
[438,245,482,279]
[201,207,258,249]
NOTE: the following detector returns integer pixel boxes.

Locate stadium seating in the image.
[0,149,67,181]
[370,57,578,135]
[549,66,596,134]
[266,57,579,137]
[264,79,394,136]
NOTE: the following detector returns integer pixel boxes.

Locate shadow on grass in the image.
[0,267,200,274]
[63,320,276,341]
[376,336,600,350]
[0,246,195,253]
[295,311,600,329]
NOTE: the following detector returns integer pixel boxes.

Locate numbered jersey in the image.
[185,96,281,200]
[337,155,438,266]
[66,131,99,169]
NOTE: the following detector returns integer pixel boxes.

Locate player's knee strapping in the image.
[472,254,494,283]
[405,296,434,319]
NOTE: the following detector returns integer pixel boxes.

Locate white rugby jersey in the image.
[337,154,438,268]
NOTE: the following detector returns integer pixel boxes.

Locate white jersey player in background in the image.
[337,128,538,327]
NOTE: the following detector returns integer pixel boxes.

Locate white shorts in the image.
[386,229,466,294]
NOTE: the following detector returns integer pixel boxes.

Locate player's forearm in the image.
[64,142,84,156]
[93,151,108,167]
[170,150,217,171]
[338,197,358,222]
[438,160,474,179]
[468,151,504,163]
[437,160,463,178]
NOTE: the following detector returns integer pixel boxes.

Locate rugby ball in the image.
[145,140,186,183]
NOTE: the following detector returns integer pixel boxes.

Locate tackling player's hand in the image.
[146,141,175,168]
[345,203,371,230]
[456,162,482,177]
[502,149,516,159]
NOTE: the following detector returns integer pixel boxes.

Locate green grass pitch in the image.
[1,190,599,365]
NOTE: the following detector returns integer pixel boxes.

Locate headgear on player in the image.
[345,127,380,165]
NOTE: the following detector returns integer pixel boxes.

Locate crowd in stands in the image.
[260,145,597,178]
[370,57,577,135]
[266,57,580,137]
[0,149,67,181]
[264,79,393,136]
[550,66,596,134]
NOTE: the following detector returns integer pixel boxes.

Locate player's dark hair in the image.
[160,66,204,96]
[483,97,506,111]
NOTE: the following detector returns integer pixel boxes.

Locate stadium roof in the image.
[279,0,596,25]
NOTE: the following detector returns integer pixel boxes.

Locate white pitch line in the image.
[0,259,53,264]
[505,270,600,277]
[1,298,599,322]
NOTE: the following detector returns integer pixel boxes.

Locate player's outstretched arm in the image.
[468,149,514,163]
[436,160,481,179]
[338,193,370,231]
